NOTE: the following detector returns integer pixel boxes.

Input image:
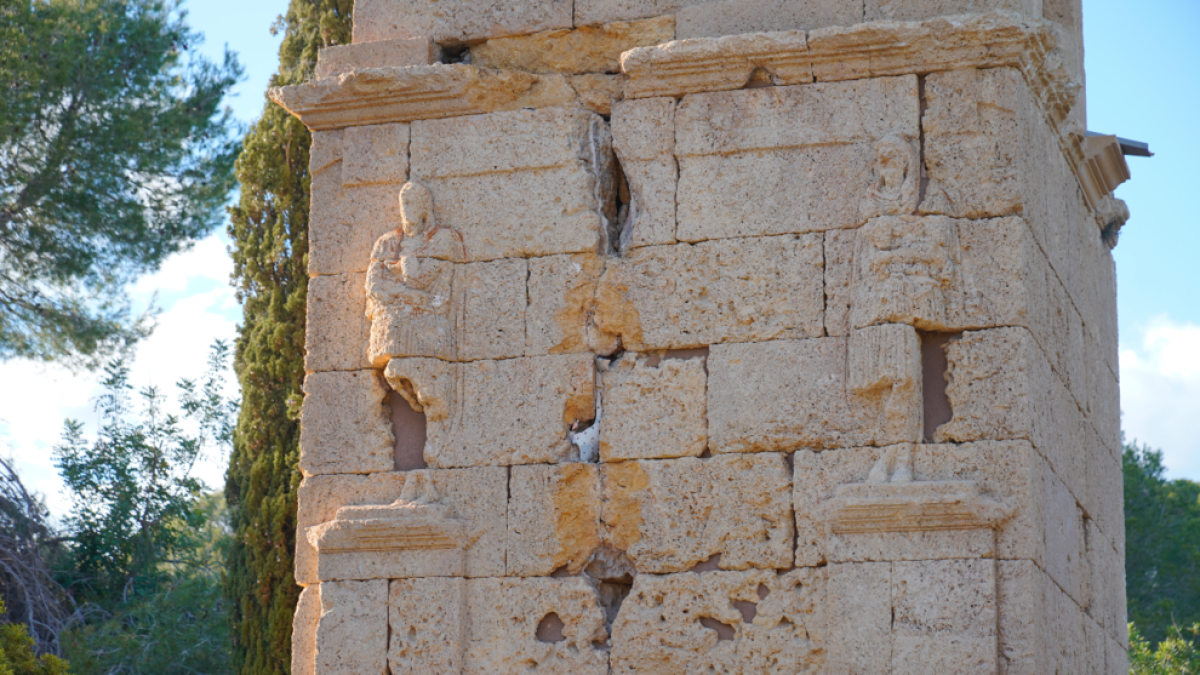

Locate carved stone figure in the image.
[859,134,921,220]
[366,181,464,364]
[851,215,960,330]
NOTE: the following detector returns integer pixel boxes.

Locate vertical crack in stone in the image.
[916,73,930,211]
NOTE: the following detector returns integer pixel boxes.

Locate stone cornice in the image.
[269,64,579,131]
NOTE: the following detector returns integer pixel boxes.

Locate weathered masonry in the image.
[275,0,1133,671]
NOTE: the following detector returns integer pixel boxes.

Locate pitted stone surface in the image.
[708,337,922,453]
[465,577,609,675]
[294,469,507,584]
[305,273,370,373]
[470,17,674,75]
[353,0,572,44]
[674,76,919,242]
[603,454,793,573]
[595,235,824,351]
[299,371,394,476]
[409,108,615,263]
[598,353,707,462]
[388,578,467,675]
[526,253,619,357]
[508,463,603,577]
[610,568,826,674]
[315,580,388,675]
[385,354,595,467]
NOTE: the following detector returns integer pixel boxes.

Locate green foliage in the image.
[53,342,236,605]
[0,600,71,675]
[223,2,351,673]
[58,495,232,675]
[0,0,241,366]
[1130,623,1200,674]
[1124,441,1200,646]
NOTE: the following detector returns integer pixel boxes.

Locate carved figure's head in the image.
[873,135,916,196]
[399,180,435,237]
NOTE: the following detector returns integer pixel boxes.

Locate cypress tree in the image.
[224,2,352,673]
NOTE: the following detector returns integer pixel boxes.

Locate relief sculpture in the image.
[366,180,465,365]
[859,134,920,220]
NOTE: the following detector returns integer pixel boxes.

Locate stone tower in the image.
[275,0,1132,671]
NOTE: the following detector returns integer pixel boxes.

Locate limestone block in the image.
[1079,243,1119,377]
[342,123,409,188]
[388,578,466,675]
[1085,338,1121,461]
[793,441,1045,567]
[920,67,1091,313]
[674,76,920,242]
[385,354,595,467]
[826,562,891,674]
[676,0,860,39]
[575,0,685,26]
[935,327,1089,505]
[292,585,320,675]
[465,577,609,675]
[1105,634,1129,675]
[366,253,528,365]
[610,97,677,249]
[890,560,997,674]
[295,468,507,584]
[598,353,707,462]
[1086,434,1124,553]
[708,336,921,454]
[567,73,625,116]
[409,108,615,262]
[865,0,1039,22]
[353,0,572,44]
[1043,467,1087,608]
[610,568,826,674]
[309,180,400,277]
[316,37,440,80]
[470,17,674,74]
[306,273,370,373]
[299,370,394,476]
[526,253,619,357]
[595,235,824,352]
[827,560,996,674]
[823,229,855,338]
[997,560,1091,675]
[508,463,603,576]
[315,580,388,675]
[603,454,793,573]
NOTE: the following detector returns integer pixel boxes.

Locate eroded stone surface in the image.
[676,0,860,39]
[675,76,919,242]
[603,454,793,573]
[610,568,826,674]
[295,469,507,584]
[292,585,320,675]
[342,123,409,188]
[299,371,394,476]
[388,578,467,675]
[470,17,674,74]
[611,97,677,249]
[708,336,922,453]
[316,38,440,80]
[354,0,572,44]
[315,580,388,675]
[508,463,603,577]
[598,353,707,461]
[526,253,619,357]
[595,235,824,351]
[793,441,1044,567]
[306,273,370,373]
[410,108,615,262]
[466,577,609,675]
[385,354,595,467]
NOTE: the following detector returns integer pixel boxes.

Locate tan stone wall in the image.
[278,1,1127,672]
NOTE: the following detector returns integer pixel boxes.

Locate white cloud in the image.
[1120,315,1200,481]
[0,232,241,522]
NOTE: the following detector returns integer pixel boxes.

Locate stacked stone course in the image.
[274,0,1129,672]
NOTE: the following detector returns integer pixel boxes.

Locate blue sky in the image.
[2,0,1197,519]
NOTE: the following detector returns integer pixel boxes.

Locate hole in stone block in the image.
[585,545,636,584]
[743,66,773,89]
[919,331,959,442]
[388,390,428,471]
[733,600,757,623]
[689,553,722,573]
[598,581,632,633]
[550,565,573,578]
[699,616,736,641]
[536,612,567,643]
[756,583,770,600]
